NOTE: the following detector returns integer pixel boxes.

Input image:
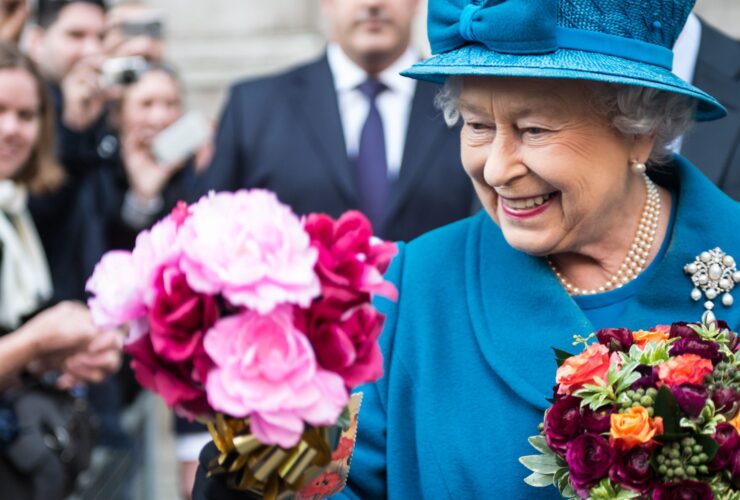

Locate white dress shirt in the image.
[671,13,703,153]
[326,44,418,179]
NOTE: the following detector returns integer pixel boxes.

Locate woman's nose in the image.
[482,131,526,187]
[0,113,20,137]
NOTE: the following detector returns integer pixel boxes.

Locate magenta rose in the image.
[596,328,633,353]
[669,337,721,364]
[653,481,714,499]
[565,433,614,495]
[544,396,583,455]
[149,266,219,365]
[711,423,740,470]
[304,211,397,305]
[609,445,655,494]
[303,302,385,388]
[125,334,213,419]
[672,384,709,418]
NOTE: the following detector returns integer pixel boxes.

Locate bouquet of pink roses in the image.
[86,189,397,497]
[521,318,740,499]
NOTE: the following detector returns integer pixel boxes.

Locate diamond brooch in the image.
[684,247,740,311]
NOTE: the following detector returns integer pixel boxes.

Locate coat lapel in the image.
[465,156,740,413]
[681,20,740,184]
[288,56,357,205]
[383,80,459,225]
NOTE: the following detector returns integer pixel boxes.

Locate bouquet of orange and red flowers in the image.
[85,190,397,498]
[521,318,740,499]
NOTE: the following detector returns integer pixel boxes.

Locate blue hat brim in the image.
[402,44,726,122]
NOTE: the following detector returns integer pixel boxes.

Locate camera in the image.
[100,56,148,87]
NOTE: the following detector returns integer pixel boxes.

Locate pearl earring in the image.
[631,161,647,174]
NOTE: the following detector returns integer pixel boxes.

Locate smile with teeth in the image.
[502,192,556,210]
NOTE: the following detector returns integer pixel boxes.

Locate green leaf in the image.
[553,347,575,367]
[696,434,720,462]
[553,467,568,488]
[524,471,554,487]
[654,386,682,435]
[528,435,554,455]
[519,454,561,474]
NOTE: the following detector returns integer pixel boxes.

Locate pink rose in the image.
[86,250,146,329]
[180,190,320,314]
[149,266,219,364]
[131,216,182,307]
[556,344,611,395]
[204,306,347,448]
[305,211,397,304]
[301,302,384,388]
[125,333,213,419]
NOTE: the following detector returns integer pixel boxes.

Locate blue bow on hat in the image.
[430,0,558,55]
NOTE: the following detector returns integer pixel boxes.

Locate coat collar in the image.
[465,157,740,412]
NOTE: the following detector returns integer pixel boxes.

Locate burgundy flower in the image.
[149,266,219,364]
[732,448,740,489]
[544,396,583,455]
[596,328,633,353]
[669,337,721,364]
[582,406,616,434]
[302,301,385,388]
[711,423,740,470]
[652,481,714,499]
[125,333,213,419]
[712,386,740,417]
[671,384,709,418]
[609,445,655,494]
[631,365,659,390]
[565,433,614,495]
[669,322,700,340]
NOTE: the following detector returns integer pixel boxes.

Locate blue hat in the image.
[403,0,726,121]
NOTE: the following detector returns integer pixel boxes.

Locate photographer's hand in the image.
[0,0,27,43]
[122,129,185,202]
[61,57,106,131]
[57,327,124,389]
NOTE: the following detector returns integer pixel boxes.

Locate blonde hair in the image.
[0,42,64,193]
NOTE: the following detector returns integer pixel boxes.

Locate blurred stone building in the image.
[142,0,738,120]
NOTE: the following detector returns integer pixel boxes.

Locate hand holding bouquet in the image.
[86,190,397,497]
[521,318,740,499]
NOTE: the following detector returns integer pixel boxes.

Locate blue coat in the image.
[338,157,740,499]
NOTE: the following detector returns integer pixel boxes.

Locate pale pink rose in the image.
[180,190,320,314]
[131,216,182,307]
[204,306,347,448]
[86,250,146,329]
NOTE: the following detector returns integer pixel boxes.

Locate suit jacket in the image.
[192,55,475,242]
[682,20,740,199]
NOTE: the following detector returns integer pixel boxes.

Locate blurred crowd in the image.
[0,0,736,499]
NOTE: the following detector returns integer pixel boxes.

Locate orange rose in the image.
[610,406,664,449]
[632,328,669,348]
[556,343,611,395]
[657,354,714,387]
[729,412,740,435]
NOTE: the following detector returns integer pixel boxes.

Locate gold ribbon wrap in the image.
[206,414,340,500]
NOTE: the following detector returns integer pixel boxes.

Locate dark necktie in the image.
[356,78,388,231]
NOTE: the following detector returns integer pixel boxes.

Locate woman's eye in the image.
[467,122,489,132]
[522,127,547,135]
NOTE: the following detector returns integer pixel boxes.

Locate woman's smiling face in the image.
[458,76,654,258]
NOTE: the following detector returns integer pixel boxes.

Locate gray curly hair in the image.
[434,76,697,165]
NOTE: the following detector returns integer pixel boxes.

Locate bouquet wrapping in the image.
[521,317,740,499]
[86,190,397,497]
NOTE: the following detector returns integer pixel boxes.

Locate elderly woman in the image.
[193,0,739,498]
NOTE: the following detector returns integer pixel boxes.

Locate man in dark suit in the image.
[676,15,740,199]
[192,0,475,242]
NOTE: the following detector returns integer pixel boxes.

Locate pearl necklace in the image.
[548,173,661,296]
